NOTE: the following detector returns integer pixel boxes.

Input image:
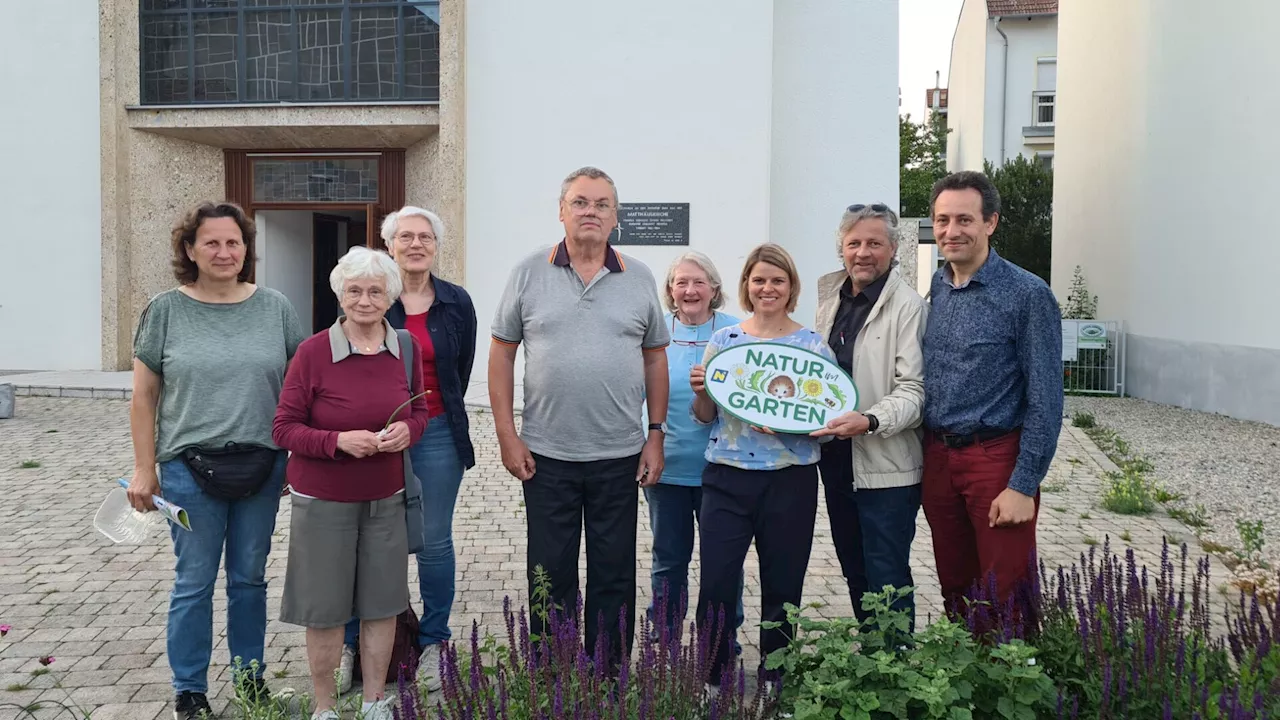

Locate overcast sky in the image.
[900,0,965,120]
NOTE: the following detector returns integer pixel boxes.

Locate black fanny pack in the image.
[181,443,281,501]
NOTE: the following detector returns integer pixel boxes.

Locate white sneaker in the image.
[312,710,340,720]
[417,643,442,693]
[337,645,356,695]
[360,698,395,720]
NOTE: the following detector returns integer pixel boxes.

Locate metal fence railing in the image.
[1062,320,1125,395]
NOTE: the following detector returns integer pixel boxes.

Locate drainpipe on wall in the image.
[993,16,1009,165]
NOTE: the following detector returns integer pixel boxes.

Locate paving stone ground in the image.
[0,398,1230,719]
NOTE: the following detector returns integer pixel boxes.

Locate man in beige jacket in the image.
[812,203,927,628]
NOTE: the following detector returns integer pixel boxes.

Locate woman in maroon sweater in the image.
[272,246,428,720]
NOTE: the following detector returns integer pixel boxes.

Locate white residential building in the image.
[945,0,1057,172]
[1051,0,1280,426]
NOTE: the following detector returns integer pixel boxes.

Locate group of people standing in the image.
[127,204,475,720]
[125,164,1062,720]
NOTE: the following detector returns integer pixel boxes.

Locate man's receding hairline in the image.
[564,176,615,199]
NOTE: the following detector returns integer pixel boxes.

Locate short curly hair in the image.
[171,202,257,284]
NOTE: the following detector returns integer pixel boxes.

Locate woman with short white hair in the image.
[273,245,429,720]
[645,252,745,648]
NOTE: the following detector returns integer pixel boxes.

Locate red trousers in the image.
[921,430,1039,615]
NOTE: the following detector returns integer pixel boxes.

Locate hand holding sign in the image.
[690,364,708,396]
[810,411,871,439]
[702,342,858,434]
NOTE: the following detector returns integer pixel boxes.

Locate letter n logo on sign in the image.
[710,369,728,383]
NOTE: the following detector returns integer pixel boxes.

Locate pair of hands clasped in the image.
[689,364,869,439]
[337,421,413,458]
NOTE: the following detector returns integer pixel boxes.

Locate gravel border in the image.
[1065,395,1280,563]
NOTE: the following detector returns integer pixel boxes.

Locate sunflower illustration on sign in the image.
[703,342,860,434]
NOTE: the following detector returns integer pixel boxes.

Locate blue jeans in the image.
[344,416,464,649]
[819,443,921,630]
[159,454,285,694]
[645,484,744,648]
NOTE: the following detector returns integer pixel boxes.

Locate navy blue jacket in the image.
[386,275,478,469]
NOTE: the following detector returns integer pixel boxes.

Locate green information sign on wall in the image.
[703,342,859,434]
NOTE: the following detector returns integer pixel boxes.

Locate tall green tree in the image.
[984,155,1054,283]
[899,113,949,217]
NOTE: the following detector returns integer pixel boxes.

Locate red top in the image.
[403,312,446,418]
[272,328,429,502]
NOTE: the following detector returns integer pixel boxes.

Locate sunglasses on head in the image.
[847,203,892,213]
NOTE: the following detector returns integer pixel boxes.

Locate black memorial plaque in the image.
[613,203,690,246]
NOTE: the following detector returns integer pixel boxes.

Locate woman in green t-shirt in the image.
[127,202,304,720]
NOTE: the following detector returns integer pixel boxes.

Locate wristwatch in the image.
[864,414,880,436]
[648,422,667,435]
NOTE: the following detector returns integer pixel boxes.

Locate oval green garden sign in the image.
[704,342,859,434]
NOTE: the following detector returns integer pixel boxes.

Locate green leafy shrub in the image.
[764,587,1057,719]
[1100,469,1157,515]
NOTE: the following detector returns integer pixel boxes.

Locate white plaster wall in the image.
[946,0,990,172]
[466,0,897,375]
[1135,1,1280,350]
[1052,0,1280,423]
[995,15,1057,164]
[770,0,899,320]
[257,211,315,333]
[1050,0,1146,320]
[0,4,101,370]
[1053,0,1280,350]
[980,23,1005,168]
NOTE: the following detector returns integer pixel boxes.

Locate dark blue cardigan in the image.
[386,274,478,470]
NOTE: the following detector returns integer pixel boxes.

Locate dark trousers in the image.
[819,439,921,630]
[921,430,1039,617]
[523,453,640,670]
[697,462,818,685]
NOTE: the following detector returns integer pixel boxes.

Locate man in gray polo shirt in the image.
[489,166,671,671]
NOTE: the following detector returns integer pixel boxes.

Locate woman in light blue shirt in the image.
[690,243,834,690]
[646,253,744,647]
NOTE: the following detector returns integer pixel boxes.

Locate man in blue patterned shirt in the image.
[921,171,1063,619]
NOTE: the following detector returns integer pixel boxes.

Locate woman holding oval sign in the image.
[689,243,845,691]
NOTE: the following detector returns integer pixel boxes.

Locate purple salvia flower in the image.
[553,672,563,717]
[616,612,631,700]
[504,597,519,669]
[1101,659,1112,712]
[470,621,484,694]
[518,608,534,675]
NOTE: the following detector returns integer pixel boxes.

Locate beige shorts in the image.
[280,493,409,628]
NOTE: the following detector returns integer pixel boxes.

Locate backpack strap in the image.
[396,329,414,387]
[394,330,422,519]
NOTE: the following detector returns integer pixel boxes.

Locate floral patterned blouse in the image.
[692,324,837,471]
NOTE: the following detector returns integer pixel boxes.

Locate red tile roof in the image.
[986,0,1058,17]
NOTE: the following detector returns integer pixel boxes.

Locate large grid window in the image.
[140,1,440,105]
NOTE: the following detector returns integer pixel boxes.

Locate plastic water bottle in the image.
[93,488,166,544]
